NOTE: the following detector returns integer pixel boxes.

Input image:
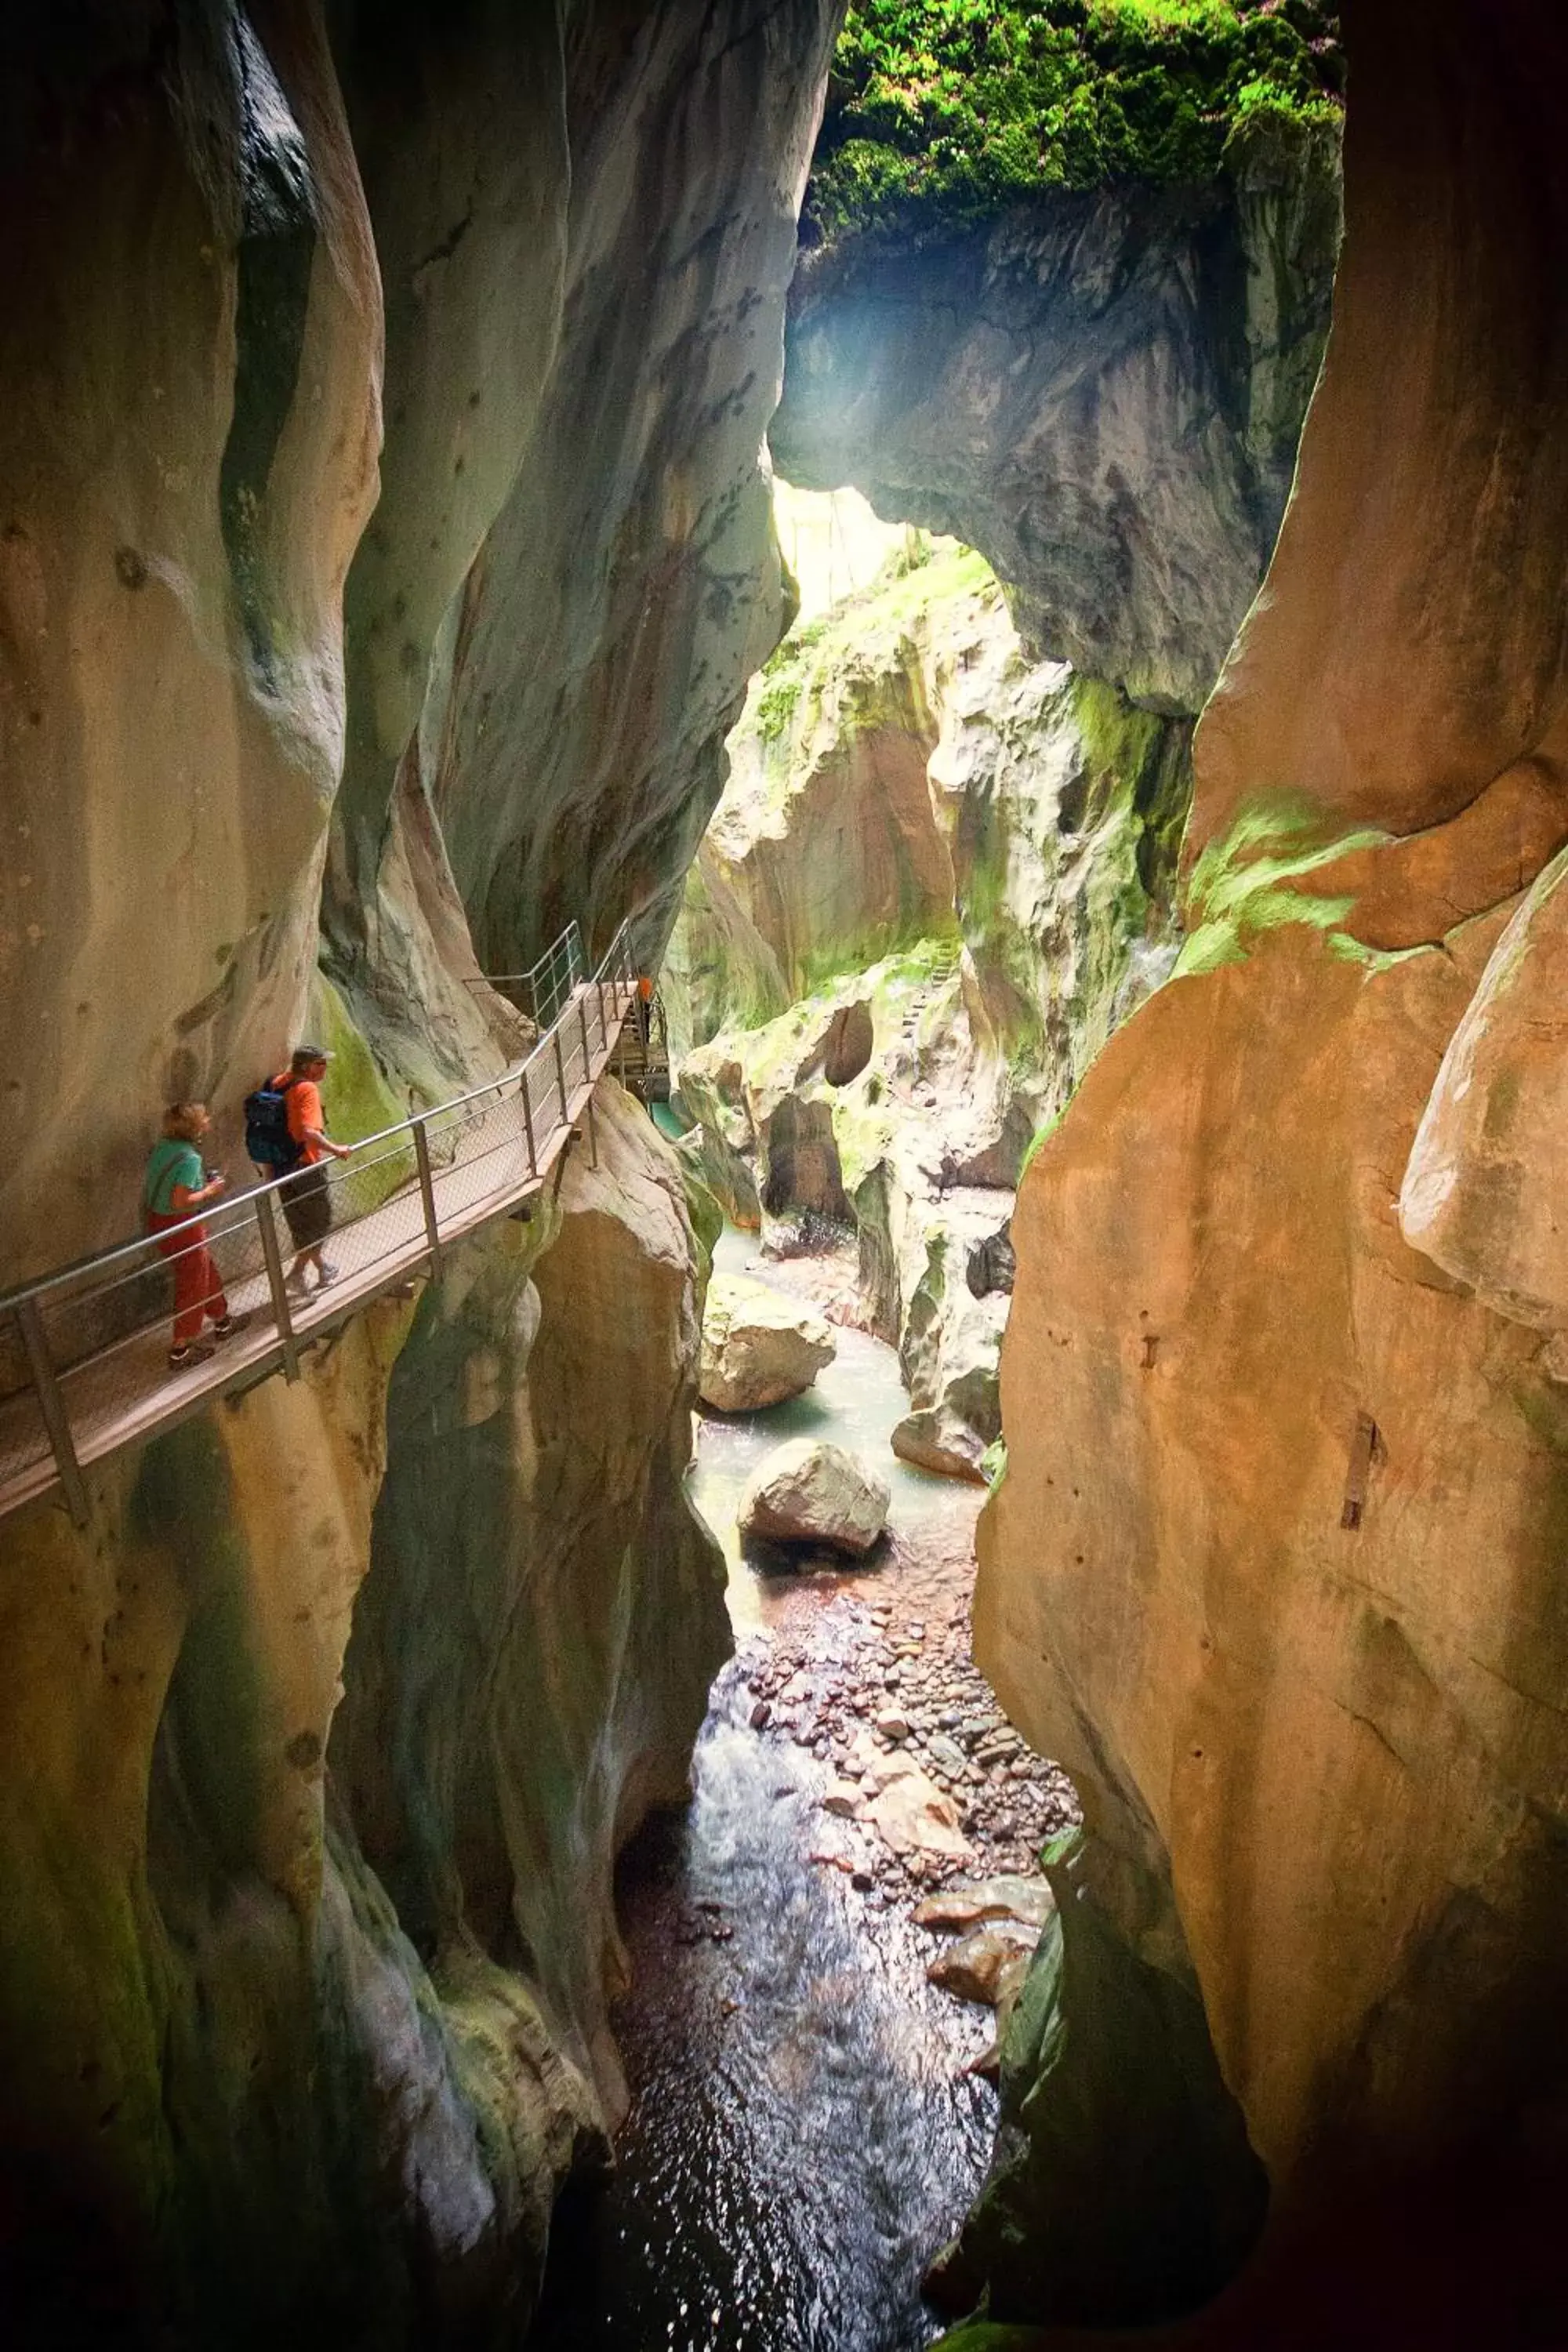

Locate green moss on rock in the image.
[1173,798,1387,977]
[304,972,417,1210]
[809,0,1344,242]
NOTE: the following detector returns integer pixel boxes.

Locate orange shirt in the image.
[284,1076,326,1165]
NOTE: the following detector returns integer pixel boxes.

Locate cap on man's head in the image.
[291,1044,332,1072]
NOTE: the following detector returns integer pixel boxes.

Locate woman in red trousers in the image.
[142,1103,249,1370]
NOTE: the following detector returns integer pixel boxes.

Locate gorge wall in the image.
[0,2,837,2339]
[668,64,1341,1487]
[669,539,1190,1478]
[967,0,1568,2333]
[773,104,1341,714]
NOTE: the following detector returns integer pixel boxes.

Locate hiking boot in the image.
[212,1312,252,1341]
[315,1258,339,1287]
[169,1342,216,1371]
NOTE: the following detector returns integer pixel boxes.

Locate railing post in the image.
[553,1026,570,1127]
[412,1118,443,1277]
[520,1065,539,1178]
[16,1297,90,1528]
[579,998,599,1167]
[256,1192,300,1381]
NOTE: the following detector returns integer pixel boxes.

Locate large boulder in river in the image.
[699,1272,836,1410]
[738,1439,890,1556]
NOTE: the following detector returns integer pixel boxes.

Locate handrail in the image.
[461,919,585,1028]
[0,917,633,1319]
[0,913,641,1527]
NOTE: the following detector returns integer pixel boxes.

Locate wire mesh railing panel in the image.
[0,923,642,1514]
[0,1356,53,1487]
[515,920,586,1029]
[303,1156,427,1287]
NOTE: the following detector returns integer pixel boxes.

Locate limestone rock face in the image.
[0,0,840,1279]
[332,1083,728,2132]
[0,4,834,2338]
[738,1437,891,1556]
[679,958,1018,1477]
[1399,844,1568,1330]
[668,548,1189,1082]
[421,5,840,975]
[670,549,1189,1477]
[972,0,1568,2323]
[774,133,1341,714]
[886,1185,1013,1483]
[699,1271,836,1412]
[0,1087,727,2339]
[982,914,1563,2179]
[0,4,383,1283]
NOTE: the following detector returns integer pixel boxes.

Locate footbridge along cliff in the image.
[0,927,639,1526]
[4,1,1568,2347]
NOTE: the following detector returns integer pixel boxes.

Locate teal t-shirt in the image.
[143,1138,203,1217]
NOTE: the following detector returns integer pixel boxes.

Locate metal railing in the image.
[609,987,670,1102]
[0,918,639,1528]
[466,920,586,1030]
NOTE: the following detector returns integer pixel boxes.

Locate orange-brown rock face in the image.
[1194,0,1568,848]
[0,4,383,1283]
[974,0,1568,2323]
[982,914,1565,2172]
[1401,842,1568,1332]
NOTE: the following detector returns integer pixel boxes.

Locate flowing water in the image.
[532,1221,997,2352]
[691,1227,959,1626]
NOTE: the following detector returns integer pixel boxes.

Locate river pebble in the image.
[739,1497,1080,1919]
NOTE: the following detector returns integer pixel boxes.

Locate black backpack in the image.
[244,1075,301,1170]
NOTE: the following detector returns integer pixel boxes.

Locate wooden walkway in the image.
[613,992,672,1104]
[0,924,639,1529]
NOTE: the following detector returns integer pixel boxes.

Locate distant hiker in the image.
[255,1045,353,1293]
[635,974,655,1048]
[142,1104,250,1370]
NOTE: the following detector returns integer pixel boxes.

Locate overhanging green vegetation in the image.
[808,0,1343,240]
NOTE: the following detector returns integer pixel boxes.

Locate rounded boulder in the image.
[738,1438,890,1557]
[699,1271,837,1412]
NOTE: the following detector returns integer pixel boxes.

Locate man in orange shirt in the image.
[274,1044,352,1291]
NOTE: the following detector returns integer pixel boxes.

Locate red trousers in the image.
[147,1210,229,1344]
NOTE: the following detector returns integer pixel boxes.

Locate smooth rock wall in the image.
[0,2,382,1283]
[0,1090,724,2343]
[773,126,1341,714]
[332,1083,728,2133]
[0,4,831,2338]
[427,0,841,974]
[321,0,575,1088]
[972,0,1568,2322]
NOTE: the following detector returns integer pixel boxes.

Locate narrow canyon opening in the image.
[4,6,1568,2352]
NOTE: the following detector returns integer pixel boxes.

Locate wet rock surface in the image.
[739,1436,891,1557]
[700,1271,837,1411]
[742,1502,1077,1895]
[534,1467,1076,2352]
